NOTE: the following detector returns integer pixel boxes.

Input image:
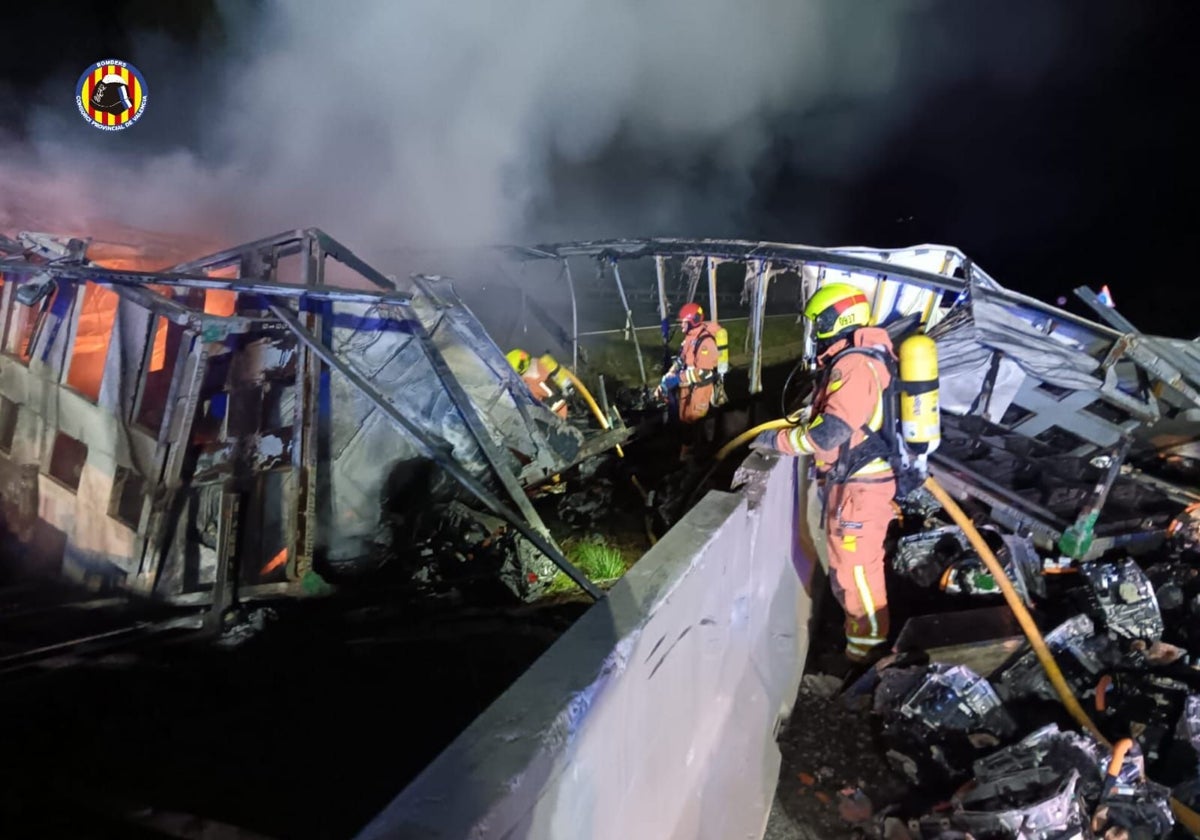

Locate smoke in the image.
[0,0,1079,258]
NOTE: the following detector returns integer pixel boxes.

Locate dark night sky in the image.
[3,1,1198,337]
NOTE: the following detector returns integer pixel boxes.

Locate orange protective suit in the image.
[522,357,569,419]
[667,320,721,424]
[772,326,897,661]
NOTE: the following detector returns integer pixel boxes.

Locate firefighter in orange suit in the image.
[507,348,569,419]
[752,283,897,663]
[655,303,720,424]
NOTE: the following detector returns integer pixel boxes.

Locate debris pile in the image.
[796,510,1200,839]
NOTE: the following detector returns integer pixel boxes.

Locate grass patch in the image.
[572,540,626,580]
[545,537,634,594]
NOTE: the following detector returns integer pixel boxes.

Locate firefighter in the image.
[752,283,897,664]
[655,303,723,425]
[507,348,569,419]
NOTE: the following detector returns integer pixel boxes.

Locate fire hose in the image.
[559,367,624,459]
[923,475,1200,836]
[714,418,798,463]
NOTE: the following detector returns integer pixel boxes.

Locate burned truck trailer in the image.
[0,228,627,611]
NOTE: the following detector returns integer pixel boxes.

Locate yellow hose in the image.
[923,475,1200,836]
[560,367,624,459]
[715,418,797,463]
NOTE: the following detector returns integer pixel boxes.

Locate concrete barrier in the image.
[358,454,818,840]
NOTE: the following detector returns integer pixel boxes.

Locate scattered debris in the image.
[994,614,1118,704]
[875,663,1017,789]
[215,606,278,648]
[838,787,874,824]
[804,673,847,699]
[1080,558,1165,643]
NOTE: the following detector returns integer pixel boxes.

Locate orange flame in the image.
[66,282,120,400]
[260,547,288,576]
[204,290,237,317]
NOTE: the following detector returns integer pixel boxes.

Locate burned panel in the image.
[409,277,584,480]
[0,458,37,542]
[108,466,145,530]
[0,394,17,452]
[47,431,87,492]
[324,300,454,565]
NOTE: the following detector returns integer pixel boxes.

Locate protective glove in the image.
[785,405,812,425]
[660,372,680,391]
[749,429,780,452]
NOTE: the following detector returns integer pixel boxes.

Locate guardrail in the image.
[357,454,817,840]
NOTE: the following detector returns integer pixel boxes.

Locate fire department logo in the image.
[76,60,148,130]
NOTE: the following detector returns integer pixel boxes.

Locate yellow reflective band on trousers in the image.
[853,564,879,637]
[846,635,882,650]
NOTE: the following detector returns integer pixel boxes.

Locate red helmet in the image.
[678,302,704,330]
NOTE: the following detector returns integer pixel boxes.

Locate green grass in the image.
[573,540,626,580]
[579,313,805,385]
[545,537,633,594]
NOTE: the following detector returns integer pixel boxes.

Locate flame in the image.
[65,281,119,400]
[204,290,237,317]
[91,256,160,271]
[260,547,288,576]
[149,316,168,372]
[206,265,240,279]
[203,265,239,317]
[92,246,239,317]
[1,275,38,362]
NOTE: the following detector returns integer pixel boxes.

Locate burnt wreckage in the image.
[2,233,1199,599]
[507,239,1200,837]
[0,229,635,614]
[4,228,1200,832]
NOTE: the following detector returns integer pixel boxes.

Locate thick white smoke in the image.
[1,0,961,256]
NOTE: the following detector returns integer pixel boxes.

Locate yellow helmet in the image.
[804,282,871,340]
[506,348,531,375]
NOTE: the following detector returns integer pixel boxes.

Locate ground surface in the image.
[0,590,587,839]
[766,579,914,840]
[0,353,813,838]
[769,673,912,840]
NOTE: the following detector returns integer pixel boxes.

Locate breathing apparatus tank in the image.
[711,323,730,375]
[897,333,941,462]
[539,353,574,395]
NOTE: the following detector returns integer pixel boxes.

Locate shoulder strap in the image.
[833,344,895,374]
[827,346,901,484]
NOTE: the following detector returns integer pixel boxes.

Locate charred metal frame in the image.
[1,228,609,613]
[608,260,647,385]
[267,298,599,598]
[509,238,1200,547]
[6,229,1198,609]
[511,239,1196,427]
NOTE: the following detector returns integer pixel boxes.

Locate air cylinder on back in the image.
[898,333,941,455]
